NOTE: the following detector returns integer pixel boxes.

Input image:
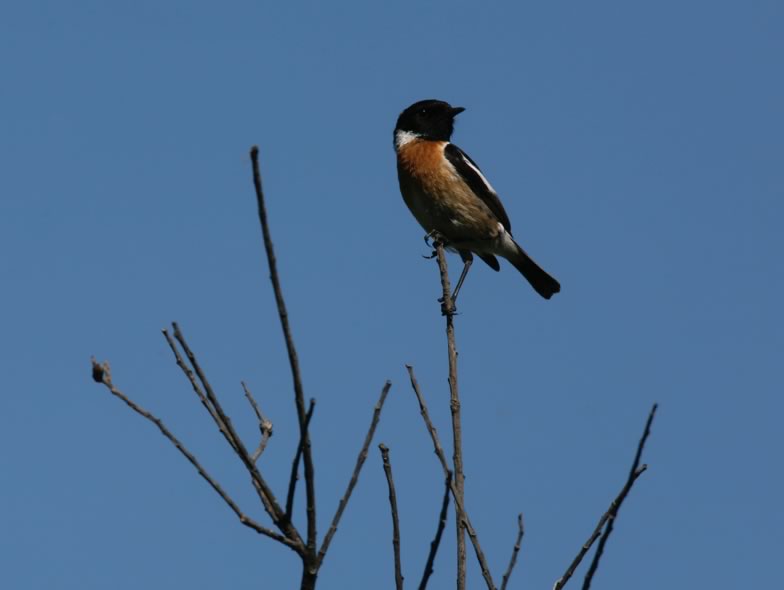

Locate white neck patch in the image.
[395,130,421,149]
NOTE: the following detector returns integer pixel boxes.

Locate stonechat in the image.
[394,99,560,300]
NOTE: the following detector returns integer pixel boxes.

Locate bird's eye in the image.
[419,108,428,116]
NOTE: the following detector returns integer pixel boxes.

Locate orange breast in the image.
[397,140,453,188]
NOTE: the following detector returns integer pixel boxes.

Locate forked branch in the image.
[406,365,496,590]
[553,404,658,590]
[581,403,658,590]
[89,358,302,553]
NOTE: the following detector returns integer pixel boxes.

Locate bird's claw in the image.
[438,295,458,317]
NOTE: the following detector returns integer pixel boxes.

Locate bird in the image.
[394,99,560,301]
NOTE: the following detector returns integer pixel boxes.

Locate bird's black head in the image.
[394,99,465,145]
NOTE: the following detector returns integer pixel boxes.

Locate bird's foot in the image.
[422,231,447,259]
[438,295,458,317]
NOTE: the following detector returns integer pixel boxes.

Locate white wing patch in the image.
[395,130,421,149]
[458,150,498,196]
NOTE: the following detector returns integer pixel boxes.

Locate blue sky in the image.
[1,1,782,588]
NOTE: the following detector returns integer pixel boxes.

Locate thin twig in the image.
[169,323,298,545]
[318,381,392,567]
[406,365,496,590]
[434,242,467,590]
[581,404,658,590]
[242,381,274,461]
[379,444,404,590]
[419,472,452,590]
[89,358,302,554]
[250,146,317,559]
[286,399,317,521]
[500,514,525,590]
[162,328,237,452]
[553,464,651,590]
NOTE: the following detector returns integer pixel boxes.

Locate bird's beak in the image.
[450,106,466,116]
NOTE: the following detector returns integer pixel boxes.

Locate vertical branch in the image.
[379,444,404,590]
[286,399,317,520]
[434,241,466,590]
[250,146,317,563]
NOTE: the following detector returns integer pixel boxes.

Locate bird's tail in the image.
[506,242,560,300]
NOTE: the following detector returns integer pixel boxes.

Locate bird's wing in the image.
[444,143,512,233]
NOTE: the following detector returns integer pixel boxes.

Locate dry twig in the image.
[379,444,404,590]
[286,399,317,520]
[167,322,293,538]
[553,404,658,590]
[406,365,496,590]
[419,472,452,590]
[581,404,658,590]
[251,146,318,562]
[242,381,274,461]
[318,381,393,567]
[500,514,525,590]
[89,358,302,553]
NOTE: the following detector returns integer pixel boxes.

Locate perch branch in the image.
[434,241,467,589]
[379,444,404,590]
[318,381,392,566]
[433,241,467,590]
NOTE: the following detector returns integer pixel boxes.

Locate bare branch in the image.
[250,146,318,558]
[553,466,647,590]
[318,381,392,566]
[500,514,525,590]
[162,328,236,453]
[433,241,467,590]
[167,323,299,546]
[89,358,303,554]
[406,365,496,590]
[286,399,316,521]
[581,403,659,590]
[242,381,274,461]
[406,366,450,472]
[553,403,657,590]
[379,444,404,590]
[419,472,452,590]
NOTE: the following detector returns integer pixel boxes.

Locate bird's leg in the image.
[437,251,473,315]
[450,253,473,307]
